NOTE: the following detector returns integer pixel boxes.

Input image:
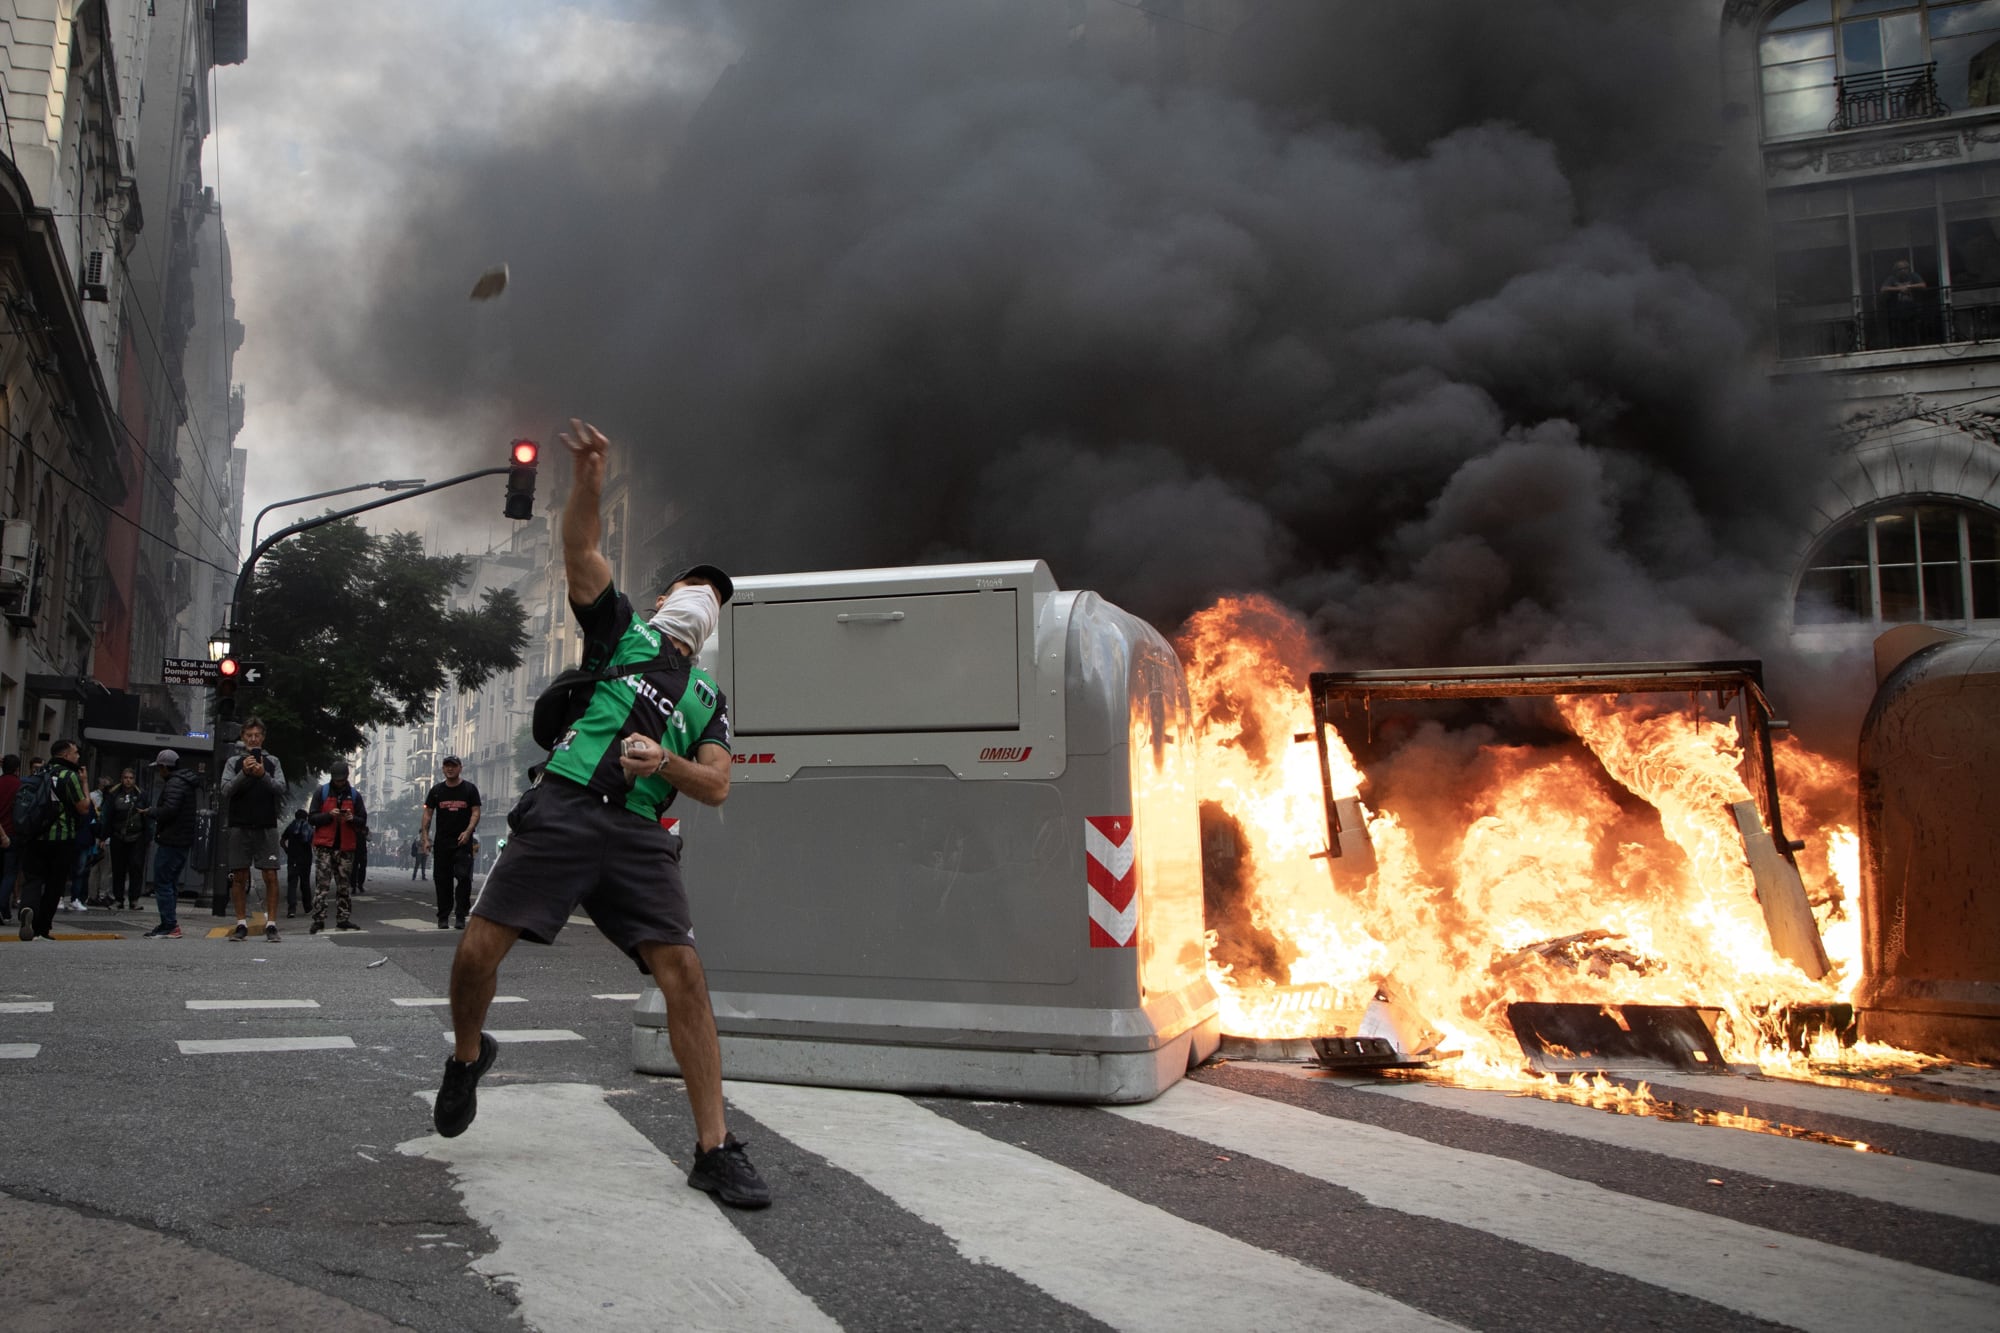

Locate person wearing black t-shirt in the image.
[421,759,481,929]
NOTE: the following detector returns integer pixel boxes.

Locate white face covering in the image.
[649,584,720,653]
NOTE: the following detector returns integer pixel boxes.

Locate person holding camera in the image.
[222,717,289,943]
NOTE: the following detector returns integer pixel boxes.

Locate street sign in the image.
[161,657,213,686]
[162,658,269,687]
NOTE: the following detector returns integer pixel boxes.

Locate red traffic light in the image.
[505,438,540,520]
[218,657,240,677]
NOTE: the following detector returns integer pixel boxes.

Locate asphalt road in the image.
[3,879,1998,1332]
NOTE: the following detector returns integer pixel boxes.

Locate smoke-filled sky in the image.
[218,0,1833,674]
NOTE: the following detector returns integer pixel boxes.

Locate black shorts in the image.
[471,778,693,972]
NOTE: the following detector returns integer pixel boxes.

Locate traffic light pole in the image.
[207,464,516,913]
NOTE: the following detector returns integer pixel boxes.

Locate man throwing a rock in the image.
[433,419,768,1209]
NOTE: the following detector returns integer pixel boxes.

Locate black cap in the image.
[666,563,733,605]
[442,755,462,766]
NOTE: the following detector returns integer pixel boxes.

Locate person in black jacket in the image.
[281,808,314,918]
[142,750,201,939]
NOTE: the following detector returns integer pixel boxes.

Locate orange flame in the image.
[1179,596,1895,1076]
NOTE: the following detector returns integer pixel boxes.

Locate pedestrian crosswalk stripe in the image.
[400,1082,838,1333]
[442,1029,582,1043]
[185,999,321,1010]
[1114,1076,1997,1333]
[724,1079,1460,1332]
[177,1036,356,1055]
[0,1001,53,1013]
[0,1043,39,1058]
[392,996,523,1007]
[1638,1070,2000,1145]
[383,918,445,932]
[1344,1075,2000,1226]
[592,993,641,1001]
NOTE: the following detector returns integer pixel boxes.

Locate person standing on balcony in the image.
[1879,258,1930,347]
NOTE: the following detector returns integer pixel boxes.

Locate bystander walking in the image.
[142,750,200,939]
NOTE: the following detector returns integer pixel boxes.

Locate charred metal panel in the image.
[1856,631,2000,1063]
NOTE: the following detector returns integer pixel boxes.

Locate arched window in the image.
[1760,0,2000,137]
[1795,499,2000,623]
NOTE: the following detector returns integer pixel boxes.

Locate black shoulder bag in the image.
[530,649,681,752]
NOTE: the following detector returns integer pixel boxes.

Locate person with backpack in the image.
[104,768,150,910]
[281,807,314,918]
[0,754,21,915]
[307,761,368,934]
[15,740,93,941]
[142,750,201,939]
[431,420,769,1210]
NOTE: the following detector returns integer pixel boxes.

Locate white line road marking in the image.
[1640,1070,2000,1145]
[185,999,321,1010]
[382,918,445,932]
[565,914,592,926]
[177,1036,356,1055]
[1117,1078,1997,1333]
[725,1079,1460,1333]
[400,1082,836,1333]
[0,1001,53,1013]
[392,996,523,1007]
[442,1029,582,1043]
[1344,1075,2000,1227]
[0,1043,40,1058]
[592,993,641,1001]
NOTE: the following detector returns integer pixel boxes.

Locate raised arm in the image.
[560,419,615,607]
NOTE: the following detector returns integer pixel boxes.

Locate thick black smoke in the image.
[313,0,1834,678]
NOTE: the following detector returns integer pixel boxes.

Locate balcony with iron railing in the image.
[1829,62,1949,132]
[1777,283,2000,359]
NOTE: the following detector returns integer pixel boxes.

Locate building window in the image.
[1769,163,2000,354]
[1795,500,2000,624]
[1760,0,2000,137]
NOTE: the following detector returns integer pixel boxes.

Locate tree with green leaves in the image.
[239,519,529,777]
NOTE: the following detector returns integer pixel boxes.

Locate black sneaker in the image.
[336,920,361,931]
[17,906,31,942]
[687,1134,772,1209]
[265,922,281,943]
[436,918,449,930]
[433,1033,498,1138]
[229,922,249,942]
[309,920,324,935]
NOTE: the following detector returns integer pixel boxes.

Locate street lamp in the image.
[207,629,232,662]
[249,478,428,553]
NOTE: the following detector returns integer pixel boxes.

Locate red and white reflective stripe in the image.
[1085,814,1137,948]
[659,817,681,835]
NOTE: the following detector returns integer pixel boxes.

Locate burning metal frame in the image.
[1305,660,1835,1037]
[1310,660,1794,851]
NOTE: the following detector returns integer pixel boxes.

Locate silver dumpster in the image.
[633,559,1220,1103]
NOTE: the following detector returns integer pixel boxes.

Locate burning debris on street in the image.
[1179,596,1885,1084]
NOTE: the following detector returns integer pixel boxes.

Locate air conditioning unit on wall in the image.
[1,520,44,628]
[80,251,108,302]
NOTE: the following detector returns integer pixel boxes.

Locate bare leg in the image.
[228,869,247,919]
[449,916,520,1061]
[261,867,280,923]
[640,942,727,1150]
